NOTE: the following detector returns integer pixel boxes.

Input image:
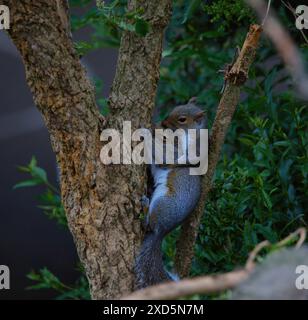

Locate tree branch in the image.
[175,24,262,277]
[6,0,104,137]
[108,0,172,135]
[6,0,172,299]
[122,268,251,300]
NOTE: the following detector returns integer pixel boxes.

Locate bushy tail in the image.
[135,232,175,289]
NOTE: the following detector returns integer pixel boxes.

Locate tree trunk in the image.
[5,0,172,299]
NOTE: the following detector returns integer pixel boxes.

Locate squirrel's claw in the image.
[140,195,150,211]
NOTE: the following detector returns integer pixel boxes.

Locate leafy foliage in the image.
[71,0,149,57]
[27,268,90,300]
[204,0,254,31]
[15,157,90,299]
[15,157,67,226]
[195,98,308,275]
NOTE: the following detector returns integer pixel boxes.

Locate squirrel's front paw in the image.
[140,195,151,231]
[140,195,150,210]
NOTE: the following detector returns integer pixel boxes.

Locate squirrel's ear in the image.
[194,111,205,121]
[188,96,197,104]
[161,118,170,128]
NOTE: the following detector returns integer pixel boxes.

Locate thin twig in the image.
[261,0,272,26]
[276,227,307,249]
[245,240,270,270]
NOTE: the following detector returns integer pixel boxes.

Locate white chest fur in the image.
[150,167,170,212]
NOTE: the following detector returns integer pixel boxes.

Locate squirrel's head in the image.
[161,98,206,130]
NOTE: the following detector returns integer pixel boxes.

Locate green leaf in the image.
[278,159,293,183]
[118,20,135,32]
[288,184,295,202]
[32,167,48,184]
[238,137,255,146]
[261,189,272,209]
[182,0,202,24]
[27,268,90,300]
[135,18,150,36]
[74,41,93,56]
[17,165,30,173]
[255,224,277,243]
[13,179,42,189]
[29,156,37,168]
[273,141,290,147]
[162,48,173,58]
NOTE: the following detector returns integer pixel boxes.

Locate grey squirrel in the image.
[135,99,206,288]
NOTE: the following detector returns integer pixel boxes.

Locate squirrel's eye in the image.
[178,116,187,123]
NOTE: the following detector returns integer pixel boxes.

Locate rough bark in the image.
[5,0,171,299]
[175,24,262,277]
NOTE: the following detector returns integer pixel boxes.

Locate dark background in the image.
[0,24,118,299]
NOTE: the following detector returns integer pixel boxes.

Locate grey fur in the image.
[135,167,201,288]
[135,102,205,289]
